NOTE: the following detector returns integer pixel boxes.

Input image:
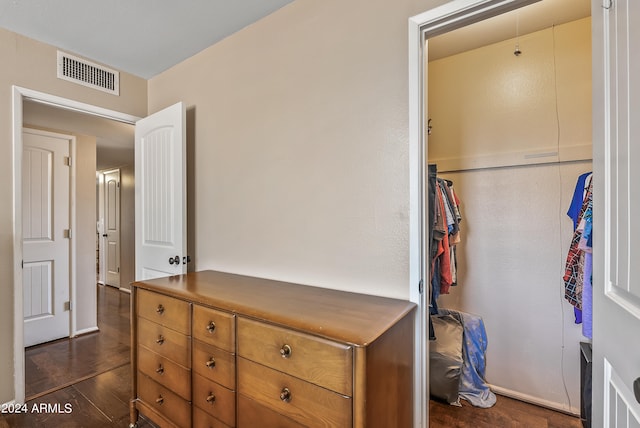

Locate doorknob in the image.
[102,234,107,237]
[168,255,180,265]
[634,377,640,404]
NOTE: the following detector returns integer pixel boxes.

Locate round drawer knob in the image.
[206,358,216,369]
[155,395,164,405]
[280,344,292,358]
[156,335,165,345]
[206,321,216,333]
[156,304,165,315]
[155,365,164,375]
[206,393,216,404]
[280,387,292,403]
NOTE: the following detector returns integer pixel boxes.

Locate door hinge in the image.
[64,301,71,311]
[418,279,424,294]
[117,267,120,273]
[22,260,24,269]
[64,229,72,239]
[64,156,71,166]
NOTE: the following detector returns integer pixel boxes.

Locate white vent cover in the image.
[57,51,119,95]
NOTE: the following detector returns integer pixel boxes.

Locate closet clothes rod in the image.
[431,156,592,174]
[428,143,592,173]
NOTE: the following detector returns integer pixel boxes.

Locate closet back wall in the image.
[428,17,591,414]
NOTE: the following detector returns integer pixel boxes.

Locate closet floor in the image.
[430,396,583,427]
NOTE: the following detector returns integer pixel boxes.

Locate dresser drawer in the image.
[138,316,191,368]
[237,357,352,427]
[138,373,191,428]
[137,289,191,335]
[237,317,353,395]
[193,405,233,428]
[193,304,235,352]
[138,345,191,400]
[193,340,236,390]
[193,372,236,427]
[238,395,304,428]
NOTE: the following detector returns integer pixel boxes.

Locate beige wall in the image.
[1,28,146,403]
[428,18,591,170]
[120,164,136,290]
[148,0,447,299]
[430,18,591,412]
[74,134,99,331]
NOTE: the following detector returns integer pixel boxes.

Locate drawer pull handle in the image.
[280,344,292,358]
[280,387,292,403]
[156,335,165,345]
[206,358,216,369]
[156,304,165,315]
[206,321,216,333]
[155,365,164,375]
[155,395,164,405]
[206,393,216,404]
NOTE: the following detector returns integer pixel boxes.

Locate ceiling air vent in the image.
[57,51,119,95]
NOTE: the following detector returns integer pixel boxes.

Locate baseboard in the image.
[489,384,580,417]
[2,399,16,408]
[73,326,99,337]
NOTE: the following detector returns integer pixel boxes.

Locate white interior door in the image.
[104,169,121,287]
[22,128,71,347]
[135,102,187,280]
[593,1,640,426]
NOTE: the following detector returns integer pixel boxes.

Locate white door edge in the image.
[11,85,140,404]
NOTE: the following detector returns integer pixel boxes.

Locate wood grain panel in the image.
[137,288,191,335]
[192,340,236,390]
[137,373,190,428]
[237,357,351,427]
[133,270,416,346]
[237,394,305,428]
[192,373,236,427]
[138,345,191,400]
[237,316,352,395]
[192,304,235,352]
[193,406,233,428]
[137,317,190,368]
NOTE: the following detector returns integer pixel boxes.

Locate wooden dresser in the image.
[130,270,416,428]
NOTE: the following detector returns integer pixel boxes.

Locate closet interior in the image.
[425,0,592,418]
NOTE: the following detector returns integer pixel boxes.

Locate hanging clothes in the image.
[563,172,593,339]
[428,166,463,313]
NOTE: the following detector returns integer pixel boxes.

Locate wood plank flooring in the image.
[1,284,584,427]
[430,395,583,428]
[0,284,153,428]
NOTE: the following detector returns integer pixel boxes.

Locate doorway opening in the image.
[409,0,591,425]
[12,86,139,404]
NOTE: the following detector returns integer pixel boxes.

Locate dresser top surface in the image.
[132,270,416,346]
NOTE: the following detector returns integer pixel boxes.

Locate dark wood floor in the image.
[430,396,583,428]
[0,284,153,428]
[1,284,584,427]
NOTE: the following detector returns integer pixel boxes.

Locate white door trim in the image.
[408,1,542,425]
[11,85,140,404]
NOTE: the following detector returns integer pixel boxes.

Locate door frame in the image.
[11,85,140,404]
[408,0,545,425]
